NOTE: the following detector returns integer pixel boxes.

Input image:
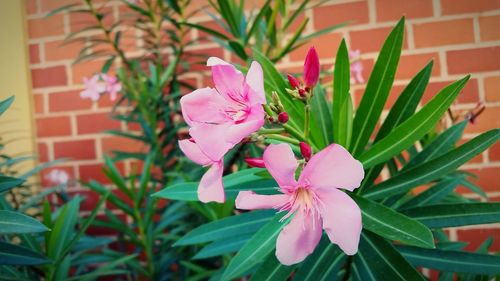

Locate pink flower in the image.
[349,50,364,85]
[45,169,69,185]
[304,47,320,88]
[235,143,364,265]
[179,57,266,203]
[80,74,107,101]
[105,75,122,101]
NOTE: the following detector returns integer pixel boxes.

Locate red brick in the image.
[37,142,49,163]
[194,20,231,44]
[423,78,479,104]
[29,44,40,64]
[441,0,500,15]
[48,89,93,112]
[313,1,369,30]
[76,113,121,134]
[27,14,65,39]
[490,141,500,162]
[36,116,72,137]
[485,76,500,102]
[350,26,409,54]
[79,162,125,184]
[413,19,475,48]
[396,52,440,80]
[375,0,433,22]
[54,139,96,160]
[289,32,343,62]
[184,48,224,72]
[40,0,79,12]
[463,107,500,134]
[31,66,68,88]
[101,136,144,154]
[69,190,100,212]
[26,0,38,15]
[447,47,500,74]
[45,40,85,62]
[69,6,114,32]
[33,94,45,114]
[462,167,500,193]
[479,15,500,42]
[72,60,104,84]
[457,228,500,252]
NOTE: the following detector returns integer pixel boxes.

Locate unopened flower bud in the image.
[299,142,312,161]
[298,88,306,97]
[287,74,300,89]
[278,112,289,124]
[245,157,266,168]
[304,47,320,88]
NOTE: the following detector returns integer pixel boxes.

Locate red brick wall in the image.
[25,0,499,254]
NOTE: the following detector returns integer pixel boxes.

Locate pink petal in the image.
[263,144,298,190]
[304,47,320,88]
[198,161,225,203]
[225,105,265,142]
[178,139,212,166]
[180,87,229,127]
[275,209,322,265]
[189,123,234,162]
[209,59,245,103]
[317,188,362,255]
[299,144,364,192]
[235,191,289,210]
[207,57,231,66]
[245,61,266,104]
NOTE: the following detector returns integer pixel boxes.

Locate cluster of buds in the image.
[267,91,289,124]
[285,47,320,101]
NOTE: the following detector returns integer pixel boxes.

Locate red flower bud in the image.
[287,74,300,89]
[245,157,266,168]
[298,88,306,97]
[299,142,312,161]
[304,47,320,88]
[278,112,289,124]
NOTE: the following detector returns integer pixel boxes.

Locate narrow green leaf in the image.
[0,242,51,265]
[0,210,49,234]
[398,245,500,274]
[175,210,274,246]
[350,18,405,156]
[359,75,470,169]
[293,236,346,281]
[193,235,250,259]
[249,253,294,281]
[244,0,271,44]
[47,197,81,260]
[0,96,14,116]
[0,176,24,193]
[332,39,352,148]
[311,86,333,148]
[399,177,462,209]
[221,214,288,281]
[401,203,500,228]
[355,231,425,281]
[181,22,230,40]
[228,40,248,60]
[365,129,499,200]
[351,194,434,248]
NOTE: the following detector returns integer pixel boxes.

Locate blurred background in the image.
[1,0,499,264]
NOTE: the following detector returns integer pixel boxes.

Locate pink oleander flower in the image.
[349,50,364,85]
[235,143,364,265]
[304,47,320,88]
[80,74,107,101]
[179,57,266,203]
[45,169,69,185]
[105,75,122,101]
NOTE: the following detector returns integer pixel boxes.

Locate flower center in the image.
[295,187,314,210]
[224,105,249,124]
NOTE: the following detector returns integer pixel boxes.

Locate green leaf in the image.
[293,236,346,281]
[311,86,333,148]
[221,214,288,281]
[351,194,434,248]
[398,245,500,274]
[401,203,500,228]
[359,75,469,169]
[175,209,274,246]
[47,197,81,260]
[332,39,352,148]
[0,175,24,193]
[354,231,425,281]
[0,241,51,265]
[192,235,251,259]
[0,96,14,116]
[0,210,49,234]
[350,18,405,156]
[154,168,278,201]
[228,40,248,60]
[399,177,462,209]
[404,121,467,170]
[249,253,294,281]
[365,129,499,200]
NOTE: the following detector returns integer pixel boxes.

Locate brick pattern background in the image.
[25,0,499,259]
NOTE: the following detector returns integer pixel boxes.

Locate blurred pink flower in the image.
[179,57,266,203]
[349,50,364,84]
[235,143,364,265]
[45,169,69,185]
[80,74,106,101]
[105,75,122,101]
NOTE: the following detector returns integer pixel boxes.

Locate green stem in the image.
[263,104,274,116]
[266,134,300,145]
[283,123,306,142]
[259,128,285,135]
[304,103,311,139]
